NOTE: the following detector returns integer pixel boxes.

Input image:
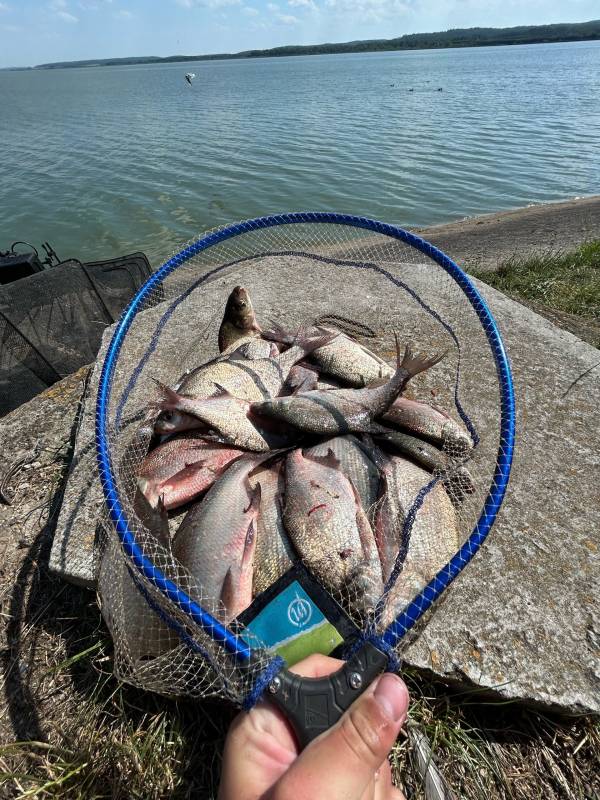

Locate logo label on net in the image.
[287,593,313,628]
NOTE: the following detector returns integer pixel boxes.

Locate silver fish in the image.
[218,286,262,352]
[307,435,381,524]
[265,323,393,387]
[253,337,445,437]
[154,383,297,451]
[382,396,472,454]
[172,454,273,621]
[373,429,475,503]
[281,364,319,395]
[249,461,295,596]
[373,453,460,627]
[172,333,334,403]
[283,448,382,613]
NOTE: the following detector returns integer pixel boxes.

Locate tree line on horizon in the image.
[26,19,600,70]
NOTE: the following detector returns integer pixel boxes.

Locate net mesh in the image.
[97,219,507,706]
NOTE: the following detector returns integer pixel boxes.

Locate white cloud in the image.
[324,0,409,20]
[175,0,241,6]
[242,5,259,14]
[50,0,68,8]
[276,12,299,22]
[267,2,279,9]
[115,8,133,17]
[0,3,10,11]
[1,22,21,31]
[288,0,317,7]
[57,9,79,21]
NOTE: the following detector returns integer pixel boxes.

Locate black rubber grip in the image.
[266,642,389,749]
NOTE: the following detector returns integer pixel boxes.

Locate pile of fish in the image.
[131,286,474,629]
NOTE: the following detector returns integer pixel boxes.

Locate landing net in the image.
[96,213,514,706]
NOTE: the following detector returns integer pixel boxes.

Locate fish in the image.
[382,396,472,454]
[172,453,274,621]
[281,364,319,395]
[136,434,244,510]
[264,322,393,388]
[225,339,278,360]
[253,337,445,437]
[169,332,334,403]
[373,429,475,503]
[372,452,460,627]
[249,461,296,596]
[99,489,180,663]
[218,285,262,352]
[283,448,383,613]
[154,383,298,451]
[153,408,207,436]
[307,435,381,524]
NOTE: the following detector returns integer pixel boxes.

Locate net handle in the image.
[95,212,515,664]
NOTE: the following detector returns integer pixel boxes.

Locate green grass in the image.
[472,240,600,347]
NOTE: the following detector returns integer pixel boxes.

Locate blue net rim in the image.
[95,212,516,663]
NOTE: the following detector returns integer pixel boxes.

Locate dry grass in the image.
[0,588,598,799]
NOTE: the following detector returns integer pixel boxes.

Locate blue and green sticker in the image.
[242,580,345,666]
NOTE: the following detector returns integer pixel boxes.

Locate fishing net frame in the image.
[95,212,515,743]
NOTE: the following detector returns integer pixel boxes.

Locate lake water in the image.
[1,40,599,266]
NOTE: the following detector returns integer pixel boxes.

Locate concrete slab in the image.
[45,250,599,713]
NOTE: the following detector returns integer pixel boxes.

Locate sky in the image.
[0,0,598,68]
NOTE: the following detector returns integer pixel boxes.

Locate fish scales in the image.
[374,428,475,503]
[283,448,383,612]
[382,396,472,453]
[308,331,394,387]
[155,385,297,451]
[307,436,381,525]
[374,453,460,627]
[168,334,334,407]
[137,435,243,509]
[173,454,273,621]
[249,462,296,596]
[253,339,445,437]
[264,323,393,387]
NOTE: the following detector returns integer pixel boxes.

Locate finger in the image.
[218,655,345,800]
[289,653,343,678]
[359,779,376,800]
[269,672,409,800]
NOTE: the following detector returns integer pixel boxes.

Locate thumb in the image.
[269,673,408,800]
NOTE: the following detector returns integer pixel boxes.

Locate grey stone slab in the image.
[402,279,600,715]
[47,350,107,588]
[47,251,599,713]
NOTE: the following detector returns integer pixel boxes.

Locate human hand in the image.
[218,653,409,800]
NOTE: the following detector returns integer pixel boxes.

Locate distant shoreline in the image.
[2,19,598,71]
[416,195,600,272]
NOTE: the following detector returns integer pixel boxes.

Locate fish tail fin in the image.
[134,480,170,545]
[152,379,186,411]
[396,335,447,379]
[262,320,295,345]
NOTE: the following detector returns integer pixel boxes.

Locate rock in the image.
[47,354,105,588]
[44,251,598,714]
[415,195,600,272]
[0,367,88,587]
[402,278,600,715]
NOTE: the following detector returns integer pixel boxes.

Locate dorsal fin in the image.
[304,447,342,471]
